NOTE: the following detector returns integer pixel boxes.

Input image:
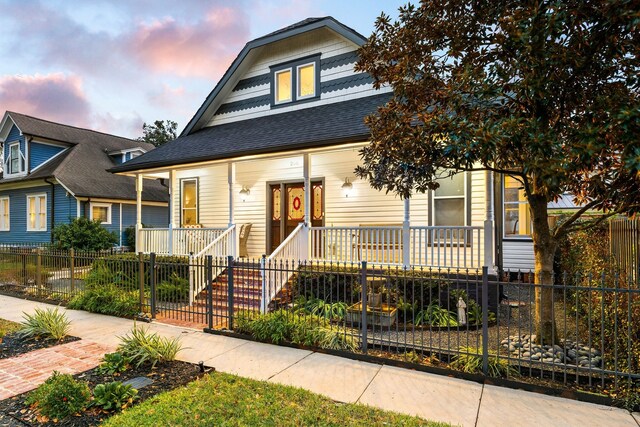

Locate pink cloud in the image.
[128,7,250,78]
[0,73,91,127]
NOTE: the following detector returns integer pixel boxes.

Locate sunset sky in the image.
[0,1,407,138]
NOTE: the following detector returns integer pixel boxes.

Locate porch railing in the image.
[138,227,228,256]
[261,222,308,313]
[310,225,483,268]
[410,226,483,269]
[189,225,236,304]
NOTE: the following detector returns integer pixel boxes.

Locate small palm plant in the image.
[16,307,71,341]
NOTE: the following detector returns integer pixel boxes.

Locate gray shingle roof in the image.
[111,93,390,173]
[0,112,168,202]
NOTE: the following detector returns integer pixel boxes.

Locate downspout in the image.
[44,178,55,243]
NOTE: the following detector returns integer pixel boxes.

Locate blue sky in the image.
[0,0,407,137]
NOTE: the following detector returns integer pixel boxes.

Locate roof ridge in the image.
[7,111,138,142]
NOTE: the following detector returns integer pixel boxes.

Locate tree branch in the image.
[561,212,618,235]
[553,200,600,238]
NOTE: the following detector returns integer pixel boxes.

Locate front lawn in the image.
[0,318,20,338]
[104,371,450,427]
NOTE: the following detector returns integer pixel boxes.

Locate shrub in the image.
[96,352,130,376]
[68,284,140,318]
[26,372,91,421]
[294,295,347,320]
[236,310,356,352]
[52,217,118,251]
[117,325,183,368]
[451,347,515,377]
[92,381,138,411]
[16,307,70,341]
[157,273,190,302]
[414,303,458,327]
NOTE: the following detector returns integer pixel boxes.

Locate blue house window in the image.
[90,202,112,224]
[27,193,47,231]
[271,55,320,107]
[0,197,9,231]
[6,142,25,175]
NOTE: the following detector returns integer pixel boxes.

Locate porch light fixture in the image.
[341,177,353,197]
[239,186,250,202]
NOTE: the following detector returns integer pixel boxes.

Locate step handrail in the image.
[189,224,236,304]
[260,222,308,313]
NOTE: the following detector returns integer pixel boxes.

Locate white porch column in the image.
[228,162,236,257]
[228,162,235,227]
[135,174,143,253]
[168,170,175,255]
[303,153,311,260]
[303,154,311,225]
[484,170,496,271]
[403,198,411,269]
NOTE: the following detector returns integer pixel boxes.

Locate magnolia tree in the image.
[355,1,640,344]
[137,120,178,147]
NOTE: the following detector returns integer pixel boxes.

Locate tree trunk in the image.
[529,194,558,345]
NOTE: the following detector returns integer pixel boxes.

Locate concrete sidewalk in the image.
[1,295,638,427]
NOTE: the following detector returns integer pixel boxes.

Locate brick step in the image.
[211,282,262,292]
[193,300,261,311]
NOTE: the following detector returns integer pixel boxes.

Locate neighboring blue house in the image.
[0,111,169,246]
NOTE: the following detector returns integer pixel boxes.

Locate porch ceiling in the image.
[110,93,390,174]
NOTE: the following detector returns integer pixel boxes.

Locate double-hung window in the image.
[27,194,47,231]
[90,202,112,224]
[433,172,466,226]
[7,142,24,175]
[181,178,198,226]
[503,176,531,237]
[0,197,9,231]
[271,56,319,106]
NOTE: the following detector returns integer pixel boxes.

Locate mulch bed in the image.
[0,360,206,426]
[0,334,80,359]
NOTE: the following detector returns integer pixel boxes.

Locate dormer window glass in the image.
[271,55,319,107]
[297,63,315,98]
[7,142,25,175]
[275,69,292,104]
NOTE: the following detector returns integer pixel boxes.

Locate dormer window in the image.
[271,55,319,107]
[5,142,25,175]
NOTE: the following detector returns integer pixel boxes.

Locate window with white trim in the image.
[0,197,9,231]
[271,56,319,106]
[433,172,466,226]
[90,202,112,224]
[181,179,198,226]
[504,176,532,237]
[27,194,47,231]
[274,69,292,104]
[6,142,25,175]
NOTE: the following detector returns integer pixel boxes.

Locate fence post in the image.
[35,248,42,296]
[481,266,489,375]
[70,248,75,294]
[227,255,234,330]
[260,254,267,314]
[206,255,213,330]
[138,252,145,314]
[150,252,156,319]
[22,251,28,287]
[360,261,368,354]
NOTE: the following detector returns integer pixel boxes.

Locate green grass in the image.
[0,318,20,338]
[104,372,451,427]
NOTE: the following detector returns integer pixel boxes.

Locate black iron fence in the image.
[0,245,637,402]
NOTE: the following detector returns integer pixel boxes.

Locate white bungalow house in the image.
[112,17,558,309]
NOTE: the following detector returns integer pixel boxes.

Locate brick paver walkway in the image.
[0,340,109,400]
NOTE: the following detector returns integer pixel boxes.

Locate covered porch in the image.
[130,143,497,271]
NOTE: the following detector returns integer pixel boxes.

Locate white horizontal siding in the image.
[166,147,493,265]
[502,240,535,271]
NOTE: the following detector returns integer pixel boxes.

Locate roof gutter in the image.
[109,134,371,175]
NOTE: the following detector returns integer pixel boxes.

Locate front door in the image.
[269,181,323,254]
